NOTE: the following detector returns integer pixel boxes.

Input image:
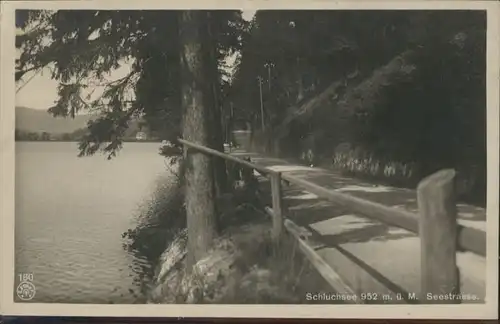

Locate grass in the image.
[222,225,342,304]
[330,145,418,188]
[328,145,485,206]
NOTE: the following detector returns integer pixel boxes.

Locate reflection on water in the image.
[15,142,167,304]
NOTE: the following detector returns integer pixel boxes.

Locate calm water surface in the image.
[15,142,167,304]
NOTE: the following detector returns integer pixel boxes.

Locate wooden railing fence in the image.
[178,138,486,304]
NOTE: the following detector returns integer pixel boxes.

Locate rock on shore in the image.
[147,222,303,304]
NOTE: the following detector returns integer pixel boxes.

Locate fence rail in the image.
[280,174,486,257]
[179,138,486,304]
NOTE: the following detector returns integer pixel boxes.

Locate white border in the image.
[1,0,499,319]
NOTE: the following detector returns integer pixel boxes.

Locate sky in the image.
[15,10,256,110]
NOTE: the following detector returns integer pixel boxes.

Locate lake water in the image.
[15,142,167,304]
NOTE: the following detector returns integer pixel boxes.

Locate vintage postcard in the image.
[1,0,499,319]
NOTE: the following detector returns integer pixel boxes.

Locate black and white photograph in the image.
[1,0,498,319]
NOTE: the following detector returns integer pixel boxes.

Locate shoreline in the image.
[14,140,162,143]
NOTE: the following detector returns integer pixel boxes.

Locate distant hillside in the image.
[15,106,93,134]
[15,106,159,141]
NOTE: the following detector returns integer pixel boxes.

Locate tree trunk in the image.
[205,11,228,197]
[179,10,217,267]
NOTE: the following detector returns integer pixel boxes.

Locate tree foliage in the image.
[16,9,245,159]
[229,10,486,204]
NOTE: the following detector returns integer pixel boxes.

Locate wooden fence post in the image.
[417,169,460,303]
[270,171,284,243]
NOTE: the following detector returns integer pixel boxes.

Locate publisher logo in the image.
[16,281,36,301]
[16,274,36,301]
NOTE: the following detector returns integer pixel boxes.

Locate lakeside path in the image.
[228,146,486,303]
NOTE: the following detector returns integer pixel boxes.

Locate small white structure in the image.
[136,132,147,141]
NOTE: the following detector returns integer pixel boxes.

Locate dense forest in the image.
[15,108,158,142]
[15,128,84,141]
[228,10,486,205]
[16,9,487,270]
[15,127,156,142]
